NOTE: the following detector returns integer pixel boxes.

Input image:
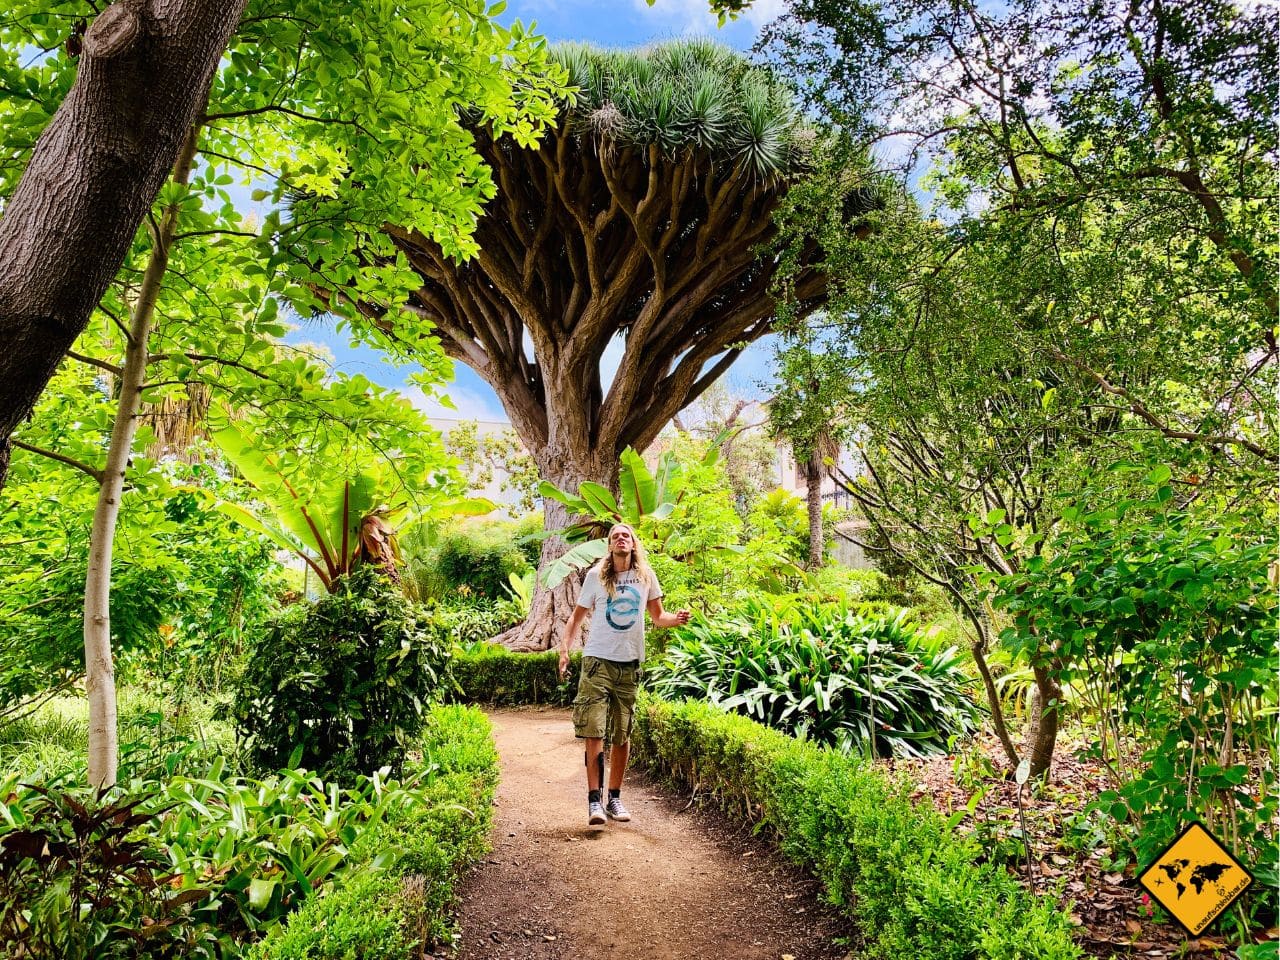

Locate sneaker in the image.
[605,797,631,822]
[588,800,606,825]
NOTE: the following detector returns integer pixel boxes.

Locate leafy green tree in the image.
[0,0,566,487]
[760,0,1275,468]
[443,421,541,515]
[667,381,780,520]
[211,385,495,594]
[372,39,877,649]
[768,336,858,569]
[988,471,1276,931]
[1,0,565,786]
[734,0,1277,780]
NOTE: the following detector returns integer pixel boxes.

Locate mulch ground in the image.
[880,734,1277,959]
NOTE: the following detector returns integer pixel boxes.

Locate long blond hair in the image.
[600,523,654,598]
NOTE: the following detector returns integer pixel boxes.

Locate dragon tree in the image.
[383,40,870,649]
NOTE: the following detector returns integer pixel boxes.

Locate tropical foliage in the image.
[987,471,1278,903]
[232,567,452,783]
[647,597,982,757]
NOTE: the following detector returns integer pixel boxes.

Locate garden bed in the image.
[884,734,1278,959]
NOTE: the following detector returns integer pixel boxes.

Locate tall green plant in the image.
[987,470,1278,916]
[213,420,491,594]
[233,567,451,782]
[536,443,716,587]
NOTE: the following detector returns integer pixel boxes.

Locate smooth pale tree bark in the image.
[0,0,247,490]
[85,124,201,789]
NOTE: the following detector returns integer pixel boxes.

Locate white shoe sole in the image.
[606,810,630,822]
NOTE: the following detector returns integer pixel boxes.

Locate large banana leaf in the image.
[537,480,592,516]
[213,423,324,564]
[216,502,332,587]
[539,538,609,588]
[579,481,620,518]
[618,447,656,518]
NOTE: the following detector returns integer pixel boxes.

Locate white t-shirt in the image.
[576,562,663,663]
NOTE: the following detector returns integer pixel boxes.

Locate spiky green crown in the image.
[551,39,806,179]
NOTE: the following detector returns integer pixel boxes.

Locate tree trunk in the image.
[1023,664,1062,781]
[85,124,199,789]
[0,0,246,490]
[495,446,614,652]
[805,452,824,570]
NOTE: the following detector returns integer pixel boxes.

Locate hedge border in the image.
[247,704,499,959]
[448,645,579,706]
[632,695,1082,960]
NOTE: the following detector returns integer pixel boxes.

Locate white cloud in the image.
[401,384,509,425]
[632,0,722,35]
[741,0,786,29]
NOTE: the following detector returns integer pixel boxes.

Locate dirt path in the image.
[451,707,856,960]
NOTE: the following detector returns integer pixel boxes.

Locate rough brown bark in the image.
[805,451,824,570]
[495,446,614,652]
[383,123,873,649]
[0,0,247,489]
[1024,663,1062,781]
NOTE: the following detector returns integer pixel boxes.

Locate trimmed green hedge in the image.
[247,704,499,960]
[448,644,579,706]
[632,696,1081,960]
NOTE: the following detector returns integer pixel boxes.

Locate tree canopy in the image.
[369,37,876,648]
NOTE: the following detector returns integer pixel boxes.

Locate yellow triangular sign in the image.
[1137,821,1253,937]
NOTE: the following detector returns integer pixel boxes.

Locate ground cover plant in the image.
[647,596,982,758]
[0,701,497,960]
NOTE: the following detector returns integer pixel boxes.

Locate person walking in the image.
[557,523,691,825]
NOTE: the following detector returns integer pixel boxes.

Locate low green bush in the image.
[448,642,578,706]
[0,757,435,958]
[233,567,451,783]
[432,595,523,646]
[632,696,1080,960]
[647,597,982,757]
[249,703,499,960]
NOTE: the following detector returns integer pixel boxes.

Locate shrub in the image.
[0,758,433,958]
[233,566,450,783]
[448,643,578,705]
[989,484,1278,929]
[646,596,982,757]
[249,704,499,959]
[432,595,523,646]
[0,704,499,960]
[632,696,1080,960]
[436,522,531,600]
[0,773,216,959]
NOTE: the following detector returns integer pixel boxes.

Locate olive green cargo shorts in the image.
[572,656,641,745]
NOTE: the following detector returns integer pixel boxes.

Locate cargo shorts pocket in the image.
[572,696,608,739]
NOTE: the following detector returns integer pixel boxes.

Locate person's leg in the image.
[603,665,637,821]
[572,657,609,824]
[585,737,605,792]
[607,740,628,790]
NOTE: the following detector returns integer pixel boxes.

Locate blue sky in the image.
[285,0,786,423]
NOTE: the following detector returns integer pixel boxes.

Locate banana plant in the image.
[213,421,493,593]
[536,437,727,588]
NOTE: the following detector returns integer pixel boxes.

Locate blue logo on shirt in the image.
[605,584,641,631]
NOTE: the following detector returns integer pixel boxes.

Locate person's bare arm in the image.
[647,597,691,629]
[558,605,589,679]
